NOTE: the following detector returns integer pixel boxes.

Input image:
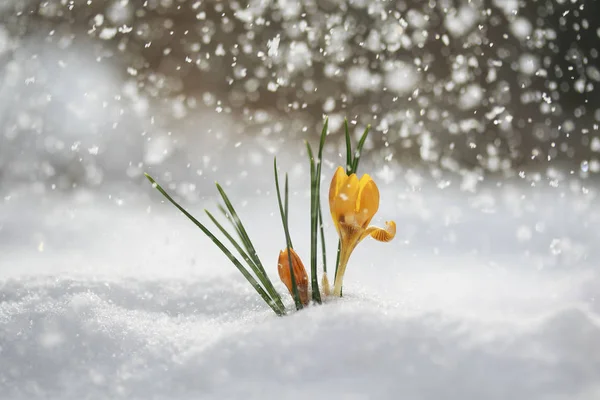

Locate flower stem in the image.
[333,245,352,296]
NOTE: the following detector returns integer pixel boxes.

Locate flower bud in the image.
[277,248,309,305]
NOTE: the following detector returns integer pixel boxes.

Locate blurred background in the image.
[1,0,599,274]
[1,2,600,399]
[1,0,599,191]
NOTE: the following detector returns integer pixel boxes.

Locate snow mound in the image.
[2,276,599,400]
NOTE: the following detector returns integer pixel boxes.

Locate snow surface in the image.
[1,179,599,400]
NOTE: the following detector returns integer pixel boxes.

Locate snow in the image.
[144,135,174,165]
[492,0,520,17]
[3,276,598,400]
[106,0,133,26]
[459,84,484,110]
[286,41,312,72]
[0,25,10,56]
[511,17,533,40]
[445,5,478,38]
[99,27,118,41]
[1,178,599,399]
[267,34,280,58]
[384,61,419,95]
[519,54,540,76]
[347,66,381,94]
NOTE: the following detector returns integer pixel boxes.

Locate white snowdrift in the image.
[1,185,599,399]
[1,273,599,400]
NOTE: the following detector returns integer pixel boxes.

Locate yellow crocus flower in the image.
[329,166,396,296]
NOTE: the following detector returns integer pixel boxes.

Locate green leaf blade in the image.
[350,124,371,173]
[273,158,303,310]
[144,173,284,316]
[308,118,328,304]
[205,209,287,312]
[344,118,352,174]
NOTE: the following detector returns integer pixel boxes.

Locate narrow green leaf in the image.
[306,139,319,301]
[344,118,352,174]
[144,173,284,316]
[218,204,244,243]
[217,204,248,251]
[205,209,286,312]
[218,204,248,246]
[284,174,303,309]
[351,124,371,173]
[284,172,293,249]
[216,183,265,275]
[309,118,328,304]
[334,240,341,296]
[205,209,254,266]
[274,158,303,310]
[318,203,327,273]
[273,158,288,235]
[215,183,286,307]
[305,141,315,178]
[318,118,329,157]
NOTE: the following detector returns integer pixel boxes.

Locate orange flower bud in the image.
[277,248,309,305]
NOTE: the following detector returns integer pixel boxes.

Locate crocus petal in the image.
[329,166,348,232]
[333,173,360,225]
[360,220,396,243]
[356,174,379,228]
[329,166,348,205]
